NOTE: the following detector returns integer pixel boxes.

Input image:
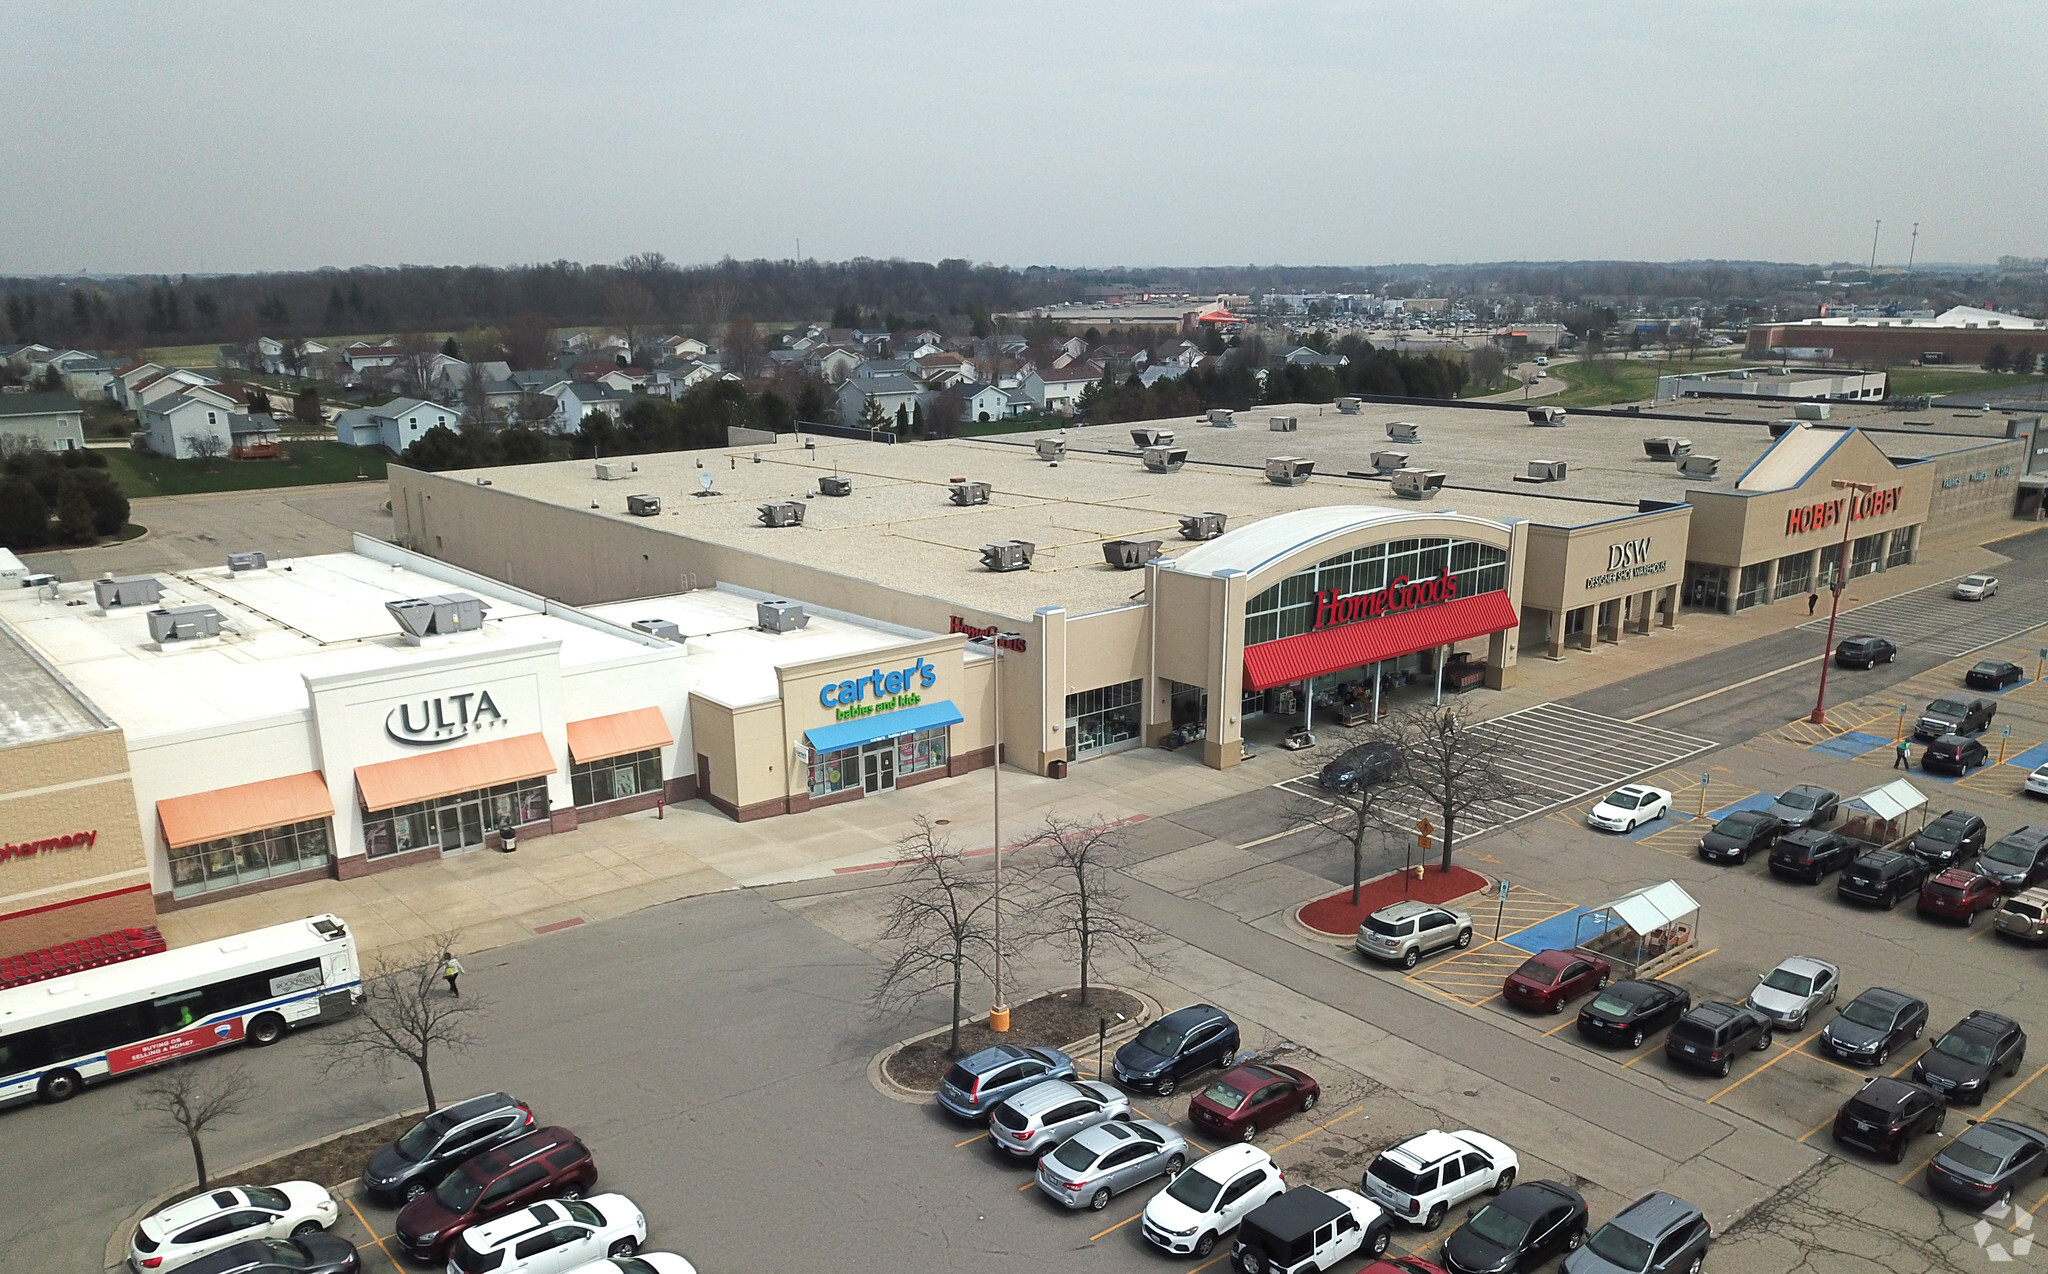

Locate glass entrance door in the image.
[862,741,897,794]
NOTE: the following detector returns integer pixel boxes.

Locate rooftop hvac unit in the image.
[1642,436,1693,460]
[818,475,853,497]
[980,540,1034,572]
[626,494,662,516]
[631,618,685,643]
[1035,437,1065,461]
[146,604,223,644]
[757,500,806,527]
[1794,402,1832,421]
[1206,408,1235,427]
[1515,459,1568,484]
[1370,450,1409,473]
[1102,539,1162,570]
[386,592,489,640]
[23,572,57,589]
[595,462,626,480]
[93,575,162,609]
[1527,406,1567,426]
[1143,446,1188,473]
[949,480,991,506]
[226,551,267,573]
[1264,456,1314,486]
[1390,468,1447,499]
[1767,420,1799,439]
[1179,511,1227,540]
[1269,415,1298,433]
[1386,421,1420,442]
[1676,454,1720,479]
[756,599,809,632]
[1131,427,1176,447]
[1335,397,1362,414]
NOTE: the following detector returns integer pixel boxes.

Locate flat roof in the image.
[0,621,109,748]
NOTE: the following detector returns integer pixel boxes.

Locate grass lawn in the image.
[1881,368,2048,399]
[104,441,387,498]
[1540,356,1727,408]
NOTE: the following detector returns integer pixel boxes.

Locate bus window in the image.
[152,989,206,1033]
[0,1028,56,1074]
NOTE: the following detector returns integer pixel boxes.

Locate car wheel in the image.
[1566,1227,1586,1251]
[1875,1046,1890,1067]
[1966,908,1977,926]
[1597,972,1611,990]
[1493,1168,1516,1194]
[1301,1091,1318,1112]
[2011,1056,2024,1078]
[1550,997,1566,1015]
[36,1070,81,1104]
[1237,1246,1269,1274]
[1890,1139,1908,1164]
[292,1221,324,1237]
[1241,1123,1258,1143]
[1424,1202,1447,1230]
[1455,928,1474,949]
[1157,1077,1176,1096]
[1934,1111,1947,1135]
[1626,820,1636,832]
[1194,1232,1217,1258]
[1716,1056,1733,1078]
[1402,947,1421,970]
[608,1238,638,1258]
[1912,1022,1924,1040]
[560,1185,583,1201]
[1219,1050,1236,1068]
[1657,806,1667,821]
[1368,1226,1391,1257]
[1886,652,1895,664]
[1166,1153,1186,1175]
[1630,1029,1646,1049]
[1687,1255,1704,1274]
[1090,1187,1112,1211]
[245,1012,287,1046]
[404,1181,428,1203]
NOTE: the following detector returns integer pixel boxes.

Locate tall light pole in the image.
[1809,479,1876,725]
[977,631,1020,1031]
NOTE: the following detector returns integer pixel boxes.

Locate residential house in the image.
[666,359,735,391]
[556,381,633,430]
[901,328,945,349]
[332,397,462,451]
[1019,366,1101,416]
[956,382,1029,423]
[140,390,241,459]
[835,374,927,430]
[482,370,570,425]
[855,357,920,381]
[849,328,891,353]
[914,353,976,388]
[229,413,283,459]
[110,361,167,408]
[657,335,710,360]
[58,357,118,402]
[0,389,86,451]
[1139,364,1189,388]
[132,368,223,411]
[813,347,863,383]
[0,344,53,375]
[1054,336,1090,361]
[898,338,943,360]
[1281,345,1349,369]
[338,342,403,385]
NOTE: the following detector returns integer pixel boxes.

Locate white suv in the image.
[1143,1144,1287,1259]
[129,1182,338,1271]
[446,1194,645,1274]
[1355,902,1474,969]
[1361,1129,1518,1229]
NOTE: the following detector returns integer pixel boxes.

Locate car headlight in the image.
[414,1231,439,1245]
[1162,1222,1198,1236]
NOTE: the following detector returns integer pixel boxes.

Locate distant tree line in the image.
[0,449,130,550]
[1077,337,1470,424]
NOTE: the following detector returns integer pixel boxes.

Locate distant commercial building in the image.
[1655,367,1887,402]
[1746,306,2047,365]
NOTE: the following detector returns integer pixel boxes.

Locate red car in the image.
[1361,1258,1450,1274]
[1186,1063,1320,1142]
[1503,948,1613,1014]
[1918,868,2003,924]
[394,1126,596,1264]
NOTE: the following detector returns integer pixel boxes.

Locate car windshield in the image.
[1929,700,1966,715]
[1604,790,1644,809]
[1944,1141,2007,1175]
[433,1168,487,1212]
[1762,969,1813,996]
[1588,991,1637,1017]
[1050,1138,1100,1173]
[1464,1203,1532,1248]
[395,1111,453,1160]
[1937,1034,1996,1066]
[1201,1080,1247,1108]
[258,1241,312,1271]
[1841,999,1897,1030]
[1515,961,1563,987]
[1777,791,1817,811]
[1922,823,1962,843]
[1165,1167,1225,1212]
[1716,813,1763,834]
[1984,841,2035,867]
[242,1186,289,1211]
[1587,1223,1654,1272]
[1135,1024,1185,1054]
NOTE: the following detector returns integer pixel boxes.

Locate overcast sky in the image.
[5,2,2042,276]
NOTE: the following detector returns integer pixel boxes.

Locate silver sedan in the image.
[1034,1117,1188,1211]
[1748,955,1841,1029]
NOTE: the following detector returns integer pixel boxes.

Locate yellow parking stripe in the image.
[345,1196,397,1267]
[1090,1210,1146,1242]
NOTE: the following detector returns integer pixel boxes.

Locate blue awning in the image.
[806,700,965,754]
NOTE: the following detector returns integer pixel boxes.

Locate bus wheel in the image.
[39,1070,82,1103]
[246,1013,287,1046]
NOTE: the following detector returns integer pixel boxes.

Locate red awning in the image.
[1243,591,1519,692]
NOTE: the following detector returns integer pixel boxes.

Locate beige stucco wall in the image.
[1521,505,1692,613]
[1917,438,2024,547]
[1682,430,1933,569]
[1,729,156,957]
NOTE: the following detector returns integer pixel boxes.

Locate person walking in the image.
[442,950,464,997]
[1808,592,1820,616]
[1894,737,1911,769]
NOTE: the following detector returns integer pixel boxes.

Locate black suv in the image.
[1978,827,2048,892]
[1769,828,1857,883]
[1837,849,1927,908]
[1665,1002,1772,1077]
[1821,987,1929,1066]
[1911,809,1988,868]
[1563,1191,1712,1274]
[1834,635,1895,669]
[1914,695,1996,741]
[1697,810,1783,864]
[1915,1011,2028,1105]
[361,1092,536,1203]
[1923,734,1989,775]
[1112,1003,1240,1096]
[1319,741,1403,793]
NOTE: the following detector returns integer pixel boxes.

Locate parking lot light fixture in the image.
[1809,479,1876,726]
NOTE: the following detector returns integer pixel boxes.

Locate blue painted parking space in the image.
[1502,906,1621,954]
[1914,765,1969,785]
[1624,810,1695,841]
[1983,678,2034,696]
[2006,743,2048,770]
[1809,731,1891,759]
[1708,792,1777,819]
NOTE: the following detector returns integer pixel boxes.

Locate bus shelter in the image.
[1840,778,1929,848]
[1573,880,1700,979]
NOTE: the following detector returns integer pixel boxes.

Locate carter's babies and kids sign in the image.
[820,657,939,722]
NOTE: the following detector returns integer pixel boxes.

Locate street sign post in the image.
[1494,876,1510,939]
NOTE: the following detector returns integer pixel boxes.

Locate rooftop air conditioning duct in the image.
[1131,427,1175,448]
[818,475,853,497]
[1335,397,1362,414]
[1206,408,1235,427]
[1386,421,1420,442]
[94,575,162,609]
[1035,437,1065,462]
[1642,437,1693,460]
[226,551,267,573]
[1370,450,1410,473]
[386,593,488,641]
[1143,446,1188,473]
[949,480,991,506]
[1516,459,1567,484]
[1178,511,1227,540]
[595,462,625,480]
[1264,456,1314,486]
[1676,454,1720,479]
[1102,539,1162,570]
[980,540,1034,572]
[146,604,223,644]
[758,500,806,527]
[756,599,809,632]
[1795,402,1831,420]
[1390,468,1447,499]
[1527,406,1566,426]
[1268,415,1297,433]
[631,618,685,643]
[626,494,662,516]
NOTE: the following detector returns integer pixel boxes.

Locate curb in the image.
[1288,869,1501,945]
[104,1104,426,1272]
[867,984,1162,1104]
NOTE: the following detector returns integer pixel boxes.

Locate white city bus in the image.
[0,914,361,1107]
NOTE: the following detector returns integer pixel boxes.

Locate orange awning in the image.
[565,707,672,764]
[356,733,557,811]
[158,771,336,849]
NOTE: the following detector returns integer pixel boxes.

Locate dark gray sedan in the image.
[1765,784,1838,829]
[180,1235,360,1274]
[1820,987,1929,1066]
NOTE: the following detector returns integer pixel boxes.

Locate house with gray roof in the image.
[835,374,928,430]
[333,397,462,451]
[0,389,86,453]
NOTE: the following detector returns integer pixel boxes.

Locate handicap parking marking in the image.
[2005,742,2048,770]
[1771,702,1893,749]
[1499,906,1623,954]
[1809,730,1894,760]
[1960,754,2037,795]
[1980,677,2036,697]
[1707,792,1778,819]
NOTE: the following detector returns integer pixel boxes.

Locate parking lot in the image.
[1798,572,2048,661]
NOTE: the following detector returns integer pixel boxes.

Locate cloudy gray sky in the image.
[5,1,2042,275]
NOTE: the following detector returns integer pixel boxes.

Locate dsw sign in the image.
[385,691,506,747]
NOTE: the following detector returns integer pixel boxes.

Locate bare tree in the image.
[722,318,764,380]
[396,332,438,396]
[461,363,498,429]
[1388,701,1526,873]
[868,815,1003,1057]
[1022,812,1160,1007]
[505,313,553,371]
[1467,344,1507,391]
[321,932,486,1112]
[135,1059,257,1188]
[182,432,227,469]
[604,279,658,361]
[1287,742,1405,904]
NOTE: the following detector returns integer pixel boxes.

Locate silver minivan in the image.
[1995,888,2048,943]
[989,1078,1129,1158]
[1356,901,1474,969]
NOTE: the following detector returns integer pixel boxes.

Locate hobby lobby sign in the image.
[1785,486,1901,536]
[1,829,98,864]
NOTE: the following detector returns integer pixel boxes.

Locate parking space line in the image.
[1090,1210,1145,1242]
[956,1132,988,1148]
[1189,1252,1231,1274]
[1656,946,1720,979]
[345,1196,396,1267]
[1271,1104,1364,1151]
[1707,1038,1818,1102]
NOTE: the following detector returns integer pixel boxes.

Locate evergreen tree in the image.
[54,472,96,544]
[858,395,887,430]
[0,477,48,549]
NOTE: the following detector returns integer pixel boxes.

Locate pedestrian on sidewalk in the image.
[442,950,464,997]
[1808,592,1820,616]
[1893,738,1911,769]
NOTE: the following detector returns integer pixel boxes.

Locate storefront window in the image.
[1772,551,1813,600]
[808,745,860,798]
[898,726,949,777]
[362,778,548,858]
[1850,533,1884,579]
[1066,680,1142,759]
[571,748,664,806]
[168,818,333,899]
[1244,536,1508,647]
[1735,562,1771,610]
[1818,544,1843,590]
[1885,526,1916,568]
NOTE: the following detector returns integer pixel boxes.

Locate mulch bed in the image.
[884,986,1145,1091]
[153,1112,421,1211]
[1298,865,1490,936]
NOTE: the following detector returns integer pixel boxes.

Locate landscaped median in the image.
[1292,864,1494,942]
[871,985,1157,1100]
